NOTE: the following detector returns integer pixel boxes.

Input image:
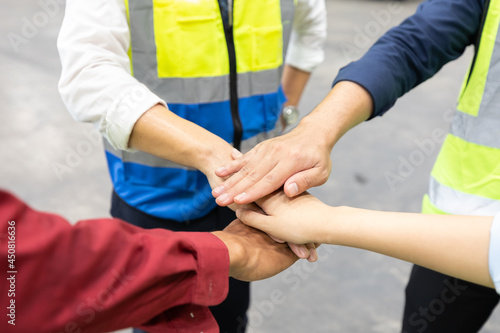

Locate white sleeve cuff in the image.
[488,213,500,294]
[285,33,326,72]
[105,84,166,151]
[285,0,326,72]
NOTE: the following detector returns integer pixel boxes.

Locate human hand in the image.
[239,203,319,262]
[199,145,242,212]
[212,219,300,282]
[236,191,331,245]
[212,123,332,206]
[199,145,317,261]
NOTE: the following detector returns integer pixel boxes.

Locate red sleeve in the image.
[0,190,229,333]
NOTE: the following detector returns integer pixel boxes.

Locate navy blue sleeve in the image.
[333,0,485,118]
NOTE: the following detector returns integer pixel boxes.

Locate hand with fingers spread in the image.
[212,123,333,207]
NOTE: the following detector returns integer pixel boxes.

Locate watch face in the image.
[282,106,299,126]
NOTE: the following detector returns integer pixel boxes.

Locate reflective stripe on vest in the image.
[108,0,294,221]
[423,0,500,216]
[124,0,294,103]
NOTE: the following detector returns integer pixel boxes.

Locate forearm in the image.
[129,104,234,175]
[298,81,373,150]
[282,64,311,106]
[326,206,494,288]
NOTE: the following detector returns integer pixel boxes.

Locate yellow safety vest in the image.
[106,0,296,221]
[423,0,500,216]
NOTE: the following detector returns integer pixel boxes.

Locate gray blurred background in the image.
[2,0,500,332]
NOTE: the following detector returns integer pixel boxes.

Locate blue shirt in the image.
[333,0,485,118]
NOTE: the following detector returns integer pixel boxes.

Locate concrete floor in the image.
[1,0,500,332]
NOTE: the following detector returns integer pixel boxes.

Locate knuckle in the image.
[272,144,284,154]
[247,171,260,182]
[300,174,311,188]
[289,149,301,160]
[289,149,305,164]
[222,178,235,189]
[239,166,251,177]
[263,173,277,185]
[239,167,260,183]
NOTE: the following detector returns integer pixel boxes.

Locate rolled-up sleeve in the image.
[57,0,165,151]
[489,214,500,294]
[285,0,327,72]
[333,0,484,118]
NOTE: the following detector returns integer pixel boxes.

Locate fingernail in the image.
[288,183,298,197]
[234,192,247,202]
[232,148,243,158]
[299,247,310,259]
[213,186,225,196]
[236,209,241,218]
[218,193,229,203]
[216,167,226,174]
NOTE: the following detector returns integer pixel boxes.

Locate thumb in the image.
[284,167,328,197]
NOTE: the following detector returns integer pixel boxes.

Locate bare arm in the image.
[281,64,311,107]
[330,207,493,288]
[237,192,495,288]
[129,104,235,182]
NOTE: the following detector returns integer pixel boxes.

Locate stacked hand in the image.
[236,191,330,245]
[212,125,332,206]
[209,124,333,262]
[213,219,299,281]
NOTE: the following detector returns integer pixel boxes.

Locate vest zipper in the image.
[219,0,242,150]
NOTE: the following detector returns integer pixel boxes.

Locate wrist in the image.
[299,81,373,151]
[323,205,361,246]
[298,114,340,151]
[197,140,234,176]
[212,231,246,278]
[308,202,338,244]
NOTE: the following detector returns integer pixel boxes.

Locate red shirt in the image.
[0,190,229,333]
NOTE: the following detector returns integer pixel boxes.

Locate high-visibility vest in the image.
[105,0,296,221]
[422,0,500,216]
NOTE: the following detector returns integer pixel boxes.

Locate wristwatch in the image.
[281,105,300,126]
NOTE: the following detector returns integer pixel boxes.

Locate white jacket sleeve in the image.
[489,213,500,294]
[57,0,165,151]
[285,0,327,72]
